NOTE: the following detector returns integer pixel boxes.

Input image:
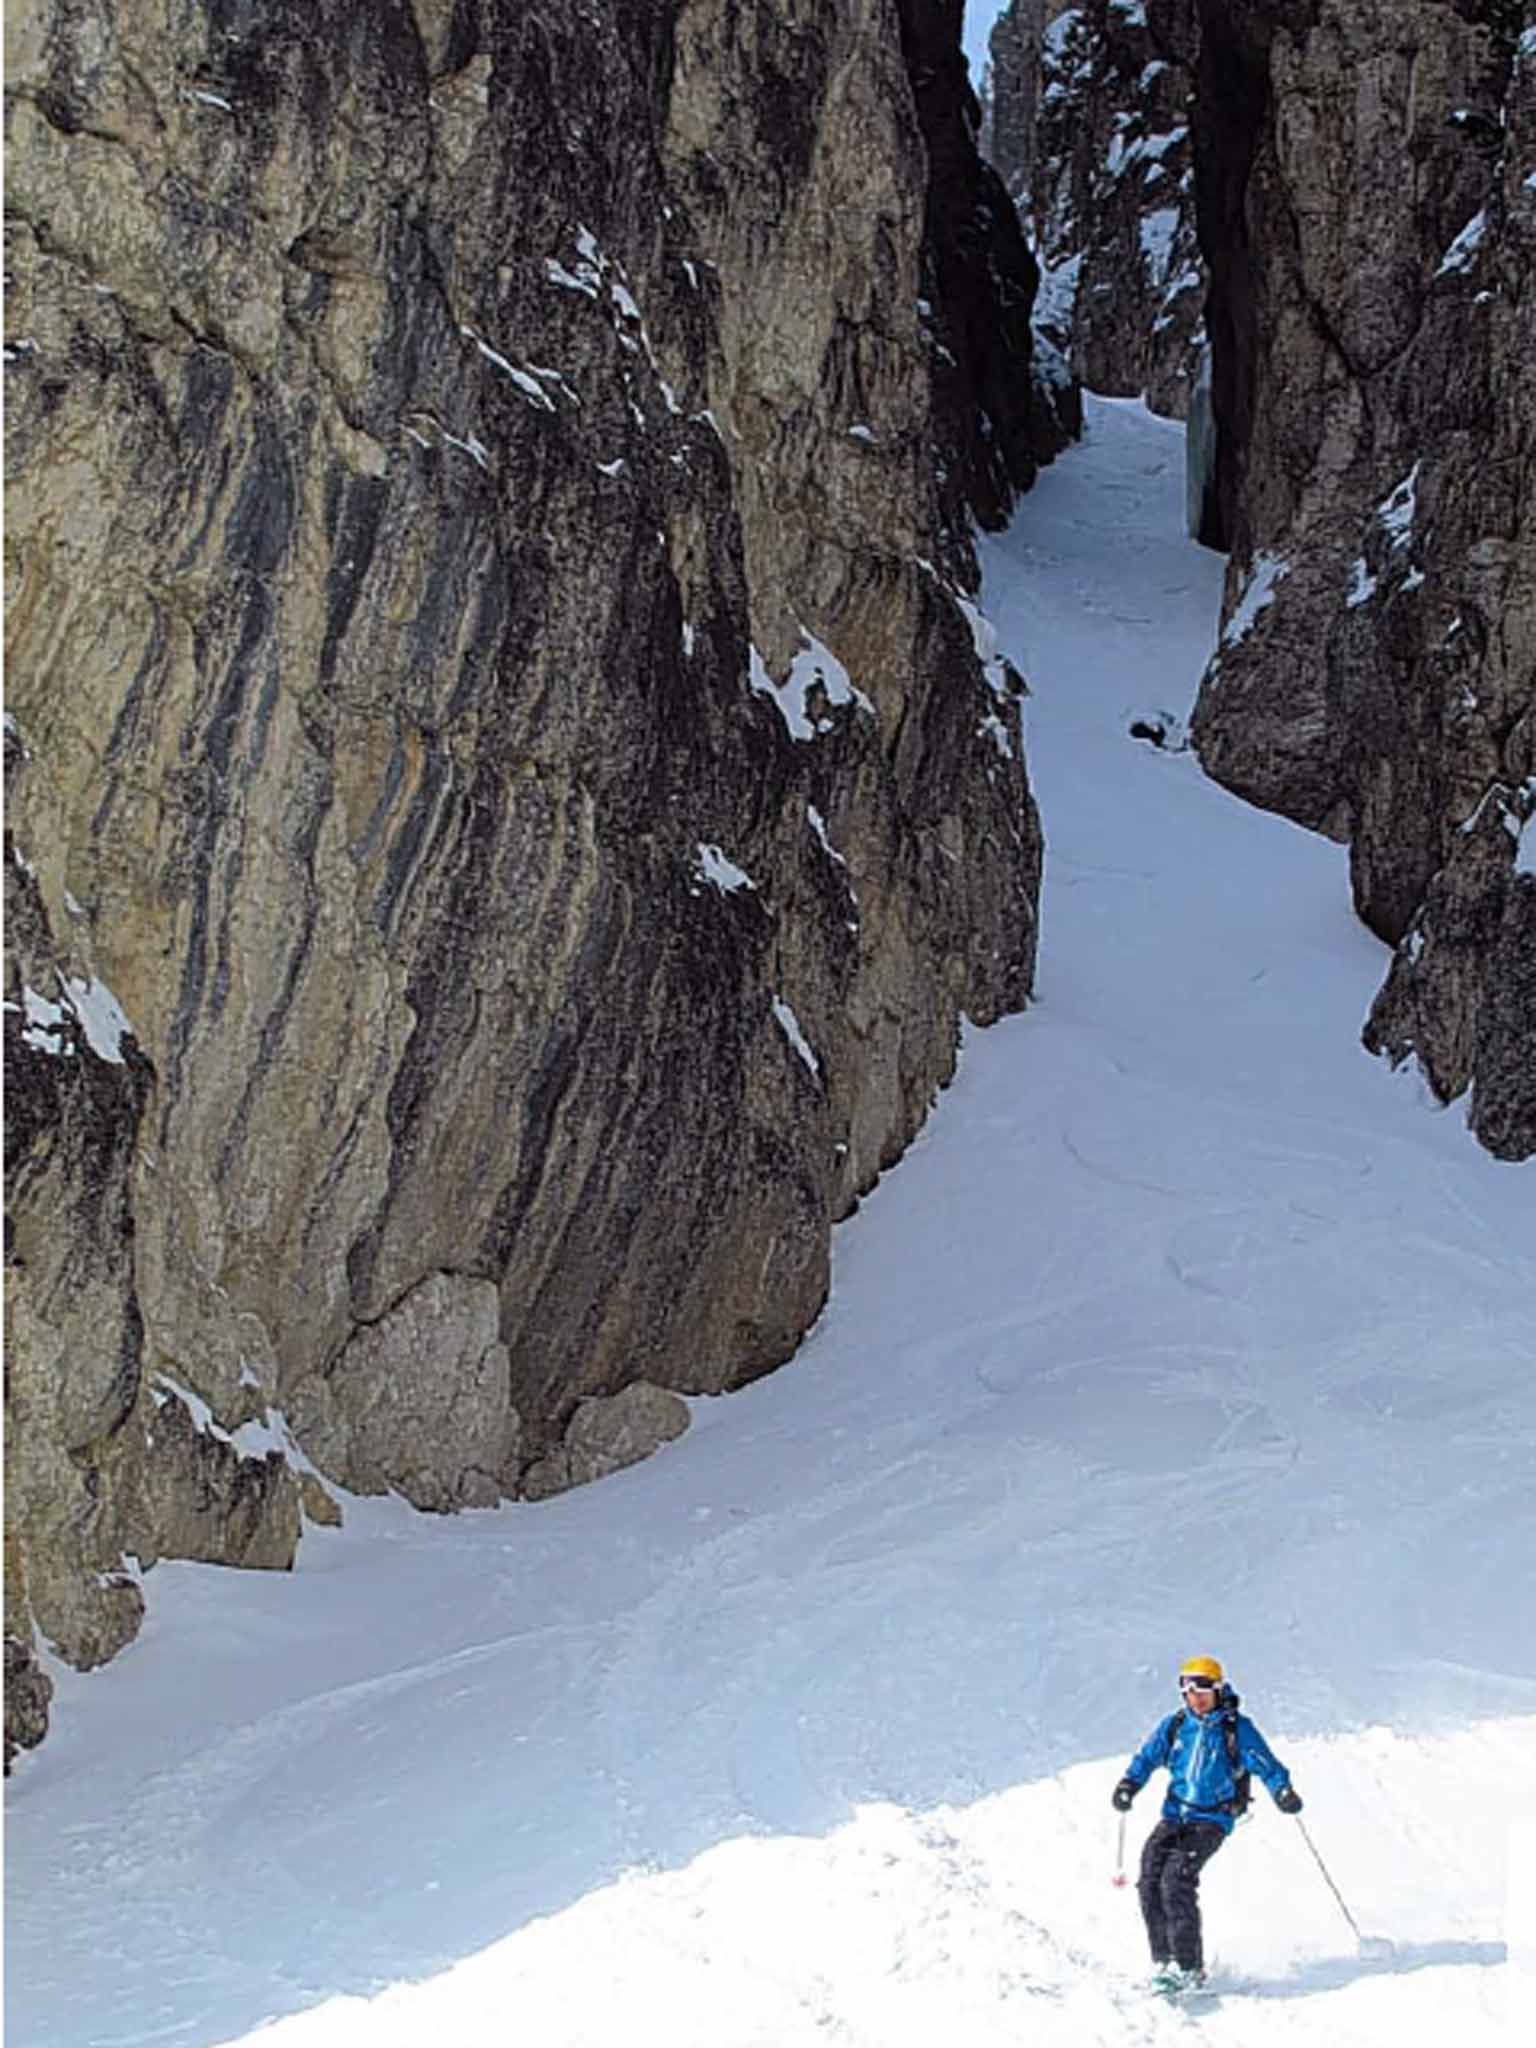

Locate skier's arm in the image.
[1239,1718,1300,1805]
[1124,1714,1176,1791]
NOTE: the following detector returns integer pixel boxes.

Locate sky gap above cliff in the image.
[7,397,1533,2048]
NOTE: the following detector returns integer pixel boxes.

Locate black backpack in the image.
[1168,1686,1251,1816]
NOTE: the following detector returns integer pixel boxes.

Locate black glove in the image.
[1112,1778,1138,1812]
[1275,1785,1303,1814]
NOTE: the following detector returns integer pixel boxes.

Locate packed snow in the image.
[1138,206,1183,284]
[461,327,556,412]
[806,805,850,873]
[1376,465,1420,546]
[750,634,874,742]
[694,844,756,895]
[771,995,821,1078]
[1345,558,1378,611]
[7,399,1534,2048]
[1437,210,1489,278]
[5,974,136,1063]
[1219,549,1290,647]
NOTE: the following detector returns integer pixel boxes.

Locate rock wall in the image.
[899,0,1070,528]
[4,0,1066,1760]
[986,0,1207,417]
[1187,0,1535,1157]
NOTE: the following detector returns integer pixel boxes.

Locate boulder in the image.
[288,1274,520,1513]
[522,1383,692,1501]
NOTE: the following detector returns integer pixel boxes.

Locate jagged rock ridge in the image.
[3,0,1068,1761]
[1187,0,1535,1158]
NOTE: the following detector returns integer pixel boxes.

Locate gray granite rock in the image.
[4,0,1053,1752]
[1189,0,1534,1155]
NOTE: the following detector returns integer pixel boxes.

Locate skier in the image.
[1112,1655,1302,1994]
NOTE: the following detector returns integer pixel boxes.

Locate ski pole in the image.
[1295,1816,1363,1942]
[1112,1811,1129,1887]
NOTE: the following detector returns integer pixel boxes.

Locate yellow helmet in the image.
[1179,1654,1225,1685]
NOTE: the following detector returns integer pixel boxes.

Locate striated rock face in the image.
[4,805,304,1726]
[1188,0,1535,1157]
[4,0,1063,1747]
[987,0,1206,417]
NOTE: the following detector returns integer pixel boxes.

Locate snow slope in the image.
[7,398,1534,2047]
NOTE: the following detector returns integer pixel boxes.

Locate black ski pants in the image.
[1137,1817,1226,1970]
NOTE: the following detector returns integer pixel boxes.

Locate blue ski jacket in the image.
[1124,1704,1294,1835]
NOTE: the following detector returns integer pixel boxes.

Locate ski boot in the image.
[1152,1963,1207,1999]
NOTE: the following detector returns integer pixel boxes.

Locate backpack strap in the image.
[1220,1707,1251,1813]
[1220,1712,1240,1769]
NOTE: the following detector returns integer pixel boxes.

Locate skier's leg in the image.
[1136,1819,1178,1963]
[1159,1821,1226,1973]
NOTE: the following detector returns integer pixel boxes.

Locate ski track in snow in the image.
[6,397,1534,2048]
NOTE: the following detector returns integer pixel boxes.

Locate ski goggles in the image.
[1179,1675,1219,1693]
